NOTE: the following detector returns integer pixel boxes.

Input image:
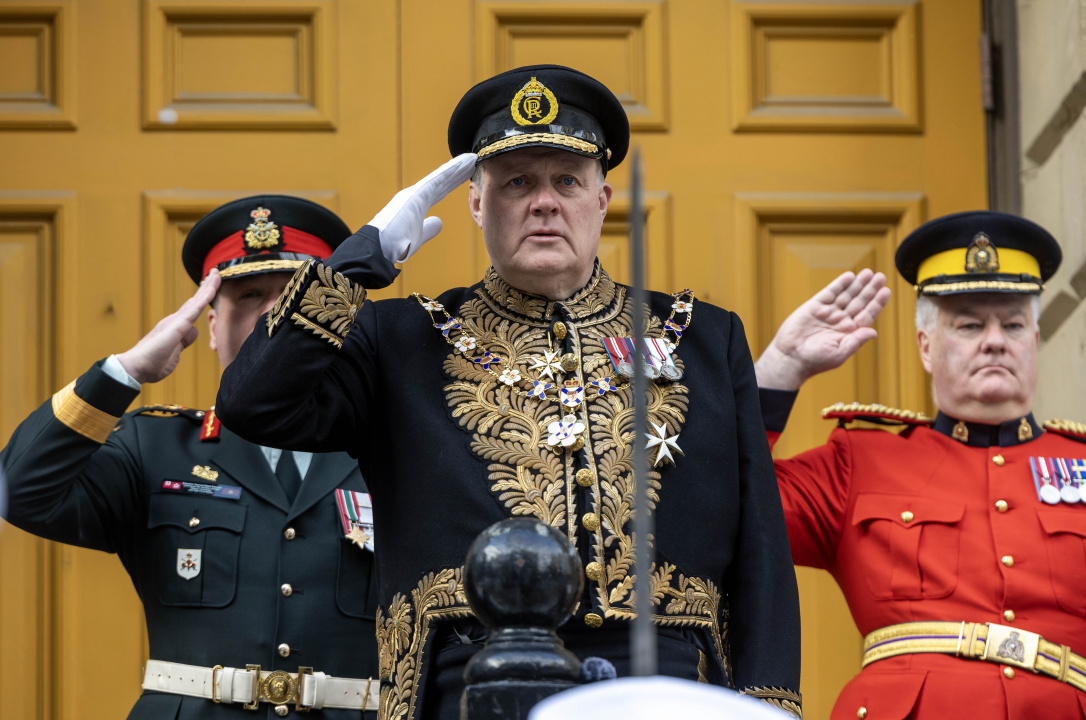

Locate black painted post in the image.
[460,518,583,720]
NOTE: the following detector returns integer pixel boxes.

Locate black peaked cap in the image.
[182,195,351,284]
[448,64,630,173]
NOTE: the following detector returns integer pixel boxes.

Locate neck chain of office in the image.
[413,289,695,408]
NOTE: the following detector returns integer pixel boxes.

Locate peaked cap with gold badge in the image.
[448,64,630,174]
[895,210,1062,296]
[181,195,351,284]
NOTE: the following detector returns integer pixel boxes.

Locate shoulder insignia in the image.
[200,408,222,442]
[1044,419,1086,443]
[135,404,206,423]
[822,402,934,427]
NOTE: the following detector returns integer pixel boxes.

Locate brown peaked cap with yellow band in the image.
[895,210,1062,295]
[448,64,630,175]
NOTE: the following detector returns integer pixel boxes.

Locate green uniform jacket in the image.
[1,361,379,720]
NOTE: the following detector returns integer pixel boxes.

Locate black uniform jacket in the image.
[216,228,802,720]
[1,361,379,720]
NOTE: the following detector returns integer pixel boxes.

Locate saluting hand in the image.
[116,269,222,385]
[369,153,478,264]
[754,269,891,391]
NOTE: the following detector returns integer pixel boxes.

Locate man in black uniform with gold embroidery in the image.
[1,196,380,719]
[217,66,802,720]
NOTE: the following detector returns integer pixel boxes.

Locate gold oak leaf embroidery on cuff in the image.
[289,263,367,348]
[740,686,803,719]
[267,259,315,337]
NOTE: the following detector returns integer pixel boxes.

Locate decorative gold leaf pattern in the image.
[445,269,722,665]
[380,269,737,720]
[267,259,314,336]
[376,569,471,720]
[740,687,804,719]
[298,263,367,337]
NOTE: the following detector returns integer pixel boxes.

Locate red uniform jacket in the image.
[762,389,1086,720]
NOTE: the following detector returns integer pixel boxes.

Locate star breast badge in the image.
[645,421,684,467]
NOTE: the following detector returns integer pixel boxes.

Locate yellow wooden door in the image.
[0,2,986,719]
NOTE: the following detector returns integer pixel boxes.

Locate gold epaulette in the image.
[1043,418,1086,442]
[135,405,206,422]
[822,402,934,427]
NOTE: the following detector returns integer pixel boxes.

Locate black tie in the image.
[275,450,303,503]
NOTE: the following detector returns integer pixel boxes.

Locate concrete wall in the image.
[1018,0,1086,421]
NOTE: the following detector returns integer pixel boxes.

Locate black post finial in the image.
[460,518,583,720]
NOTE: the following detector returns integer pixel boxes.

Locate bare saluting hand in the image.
[115,269,222,385]
[754,269,891,391]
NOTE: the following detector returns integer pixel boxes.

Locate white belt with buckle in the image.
[142,659,379,712]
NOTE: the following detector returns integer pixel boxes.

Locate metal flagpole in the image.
[629,148,657,677]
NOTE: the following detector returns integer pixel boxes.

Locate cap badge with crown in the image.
[511,77,559,126]
[964,232,999,273]
[244,207,281,250]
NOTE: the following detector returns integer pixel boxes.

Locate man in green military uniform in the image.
[1,196,379,718]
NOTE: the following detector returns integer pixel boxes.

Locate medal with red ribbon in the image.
[335,488,375,550]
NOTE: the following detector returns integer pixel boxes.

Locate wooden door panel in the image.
[0,197,61,720]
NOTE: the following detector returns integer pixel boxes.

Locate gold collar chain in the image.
[413,288,695,407]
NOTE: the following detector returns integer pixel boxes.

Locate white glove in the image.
[369,153,478,264]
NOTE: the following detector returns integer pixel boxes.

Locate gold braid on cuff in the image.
[267,259,315,337]
[740,686,803,719]
[282,262,366,349]
[51,380,120,444]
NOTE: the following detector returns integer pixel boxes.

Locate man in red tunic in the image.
[755,211,1086,719]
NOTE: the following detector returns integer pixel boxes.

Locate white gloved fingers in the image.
[414,153,479,207]
[369,184,417,233]
[369,153,478,265]
[397,217,445,263]
[420,216,444,244]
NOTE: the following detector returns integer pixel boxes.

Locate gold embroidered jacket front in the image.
[218,253,802,720]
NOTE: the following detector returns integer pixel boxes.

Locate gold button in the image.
[575,468,596,487]
[993,455,1005,466]
[1004,610,1015,622]
[560,353,579,372]
[1002,555,1014,567]
[585,562,603,581]
[584,613,603,628]
[188,517,200,528]
[570,436,585,452]
[281,583,293,597]
[278,643,291,657]
[553,322,567,340]
[901,511,914,523]
[284,527,296,540]
[995,500,1008,513]
[857,708,868,719]
[275,705,289,717]
[582,513,600,532]
[1004,667,1015,679]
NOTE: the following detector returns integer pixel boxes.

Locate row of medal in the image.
[1030,457,1086,505]
[602,337,683,381]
